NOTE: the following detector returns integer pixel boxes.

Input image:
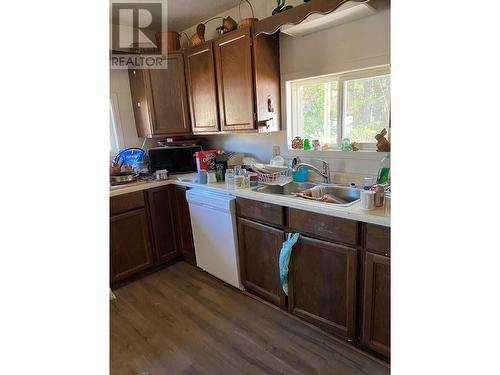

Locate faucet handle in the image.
[316,159,330,171]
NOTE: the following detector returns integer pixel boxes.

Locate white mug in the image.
[360,190,376,210]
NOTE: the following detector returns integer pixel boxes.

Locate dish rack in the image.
[251,164,292,186]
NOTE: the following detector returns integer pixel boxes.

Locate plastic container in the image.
[207,171,217,184]
[384,192,391,216]
[363,176,374,190]
[225,170,235,190]
[292,167,308,182]
[377,153,390,184]
[234,175,245,189]
[248,172,259,187]
[270,155,285,166]
[360,190,376,210]
[197,170,208,184]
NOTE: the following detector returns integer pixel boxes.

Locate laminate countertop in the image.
[110,173,390,227]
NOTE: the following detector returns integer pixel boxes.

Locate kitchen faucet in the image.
[292,159,331,184]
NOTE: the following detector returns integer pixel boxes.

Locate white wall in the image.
[185,5,390,182]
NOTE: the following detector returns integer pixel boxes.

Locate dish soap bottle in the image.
[377,154,390,184]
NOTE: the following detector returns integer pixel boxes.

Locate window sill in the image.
[282,149,389,160]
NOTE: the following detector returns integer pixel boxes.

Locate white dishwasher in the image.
[186,189,242,289]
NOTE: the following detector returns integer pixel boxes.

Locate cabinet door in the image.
[110,208,154,284]
[128,69,153,137]
[214,28,255,132]
[252,32,281,132]
[361,252,390,358]
[237,218,285,307]
[147,186,178,264]
[288,236,357,340]
[171,186,196,266]
[148,53,191,135]
[184,42,220,133]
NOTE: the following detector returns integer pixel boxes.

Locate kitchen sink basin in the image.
[253,182,361,206]
[308,185,361,206]
[252,181,318,195]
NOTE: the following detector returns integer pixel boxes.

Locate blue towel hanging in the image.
[279,232,300,295]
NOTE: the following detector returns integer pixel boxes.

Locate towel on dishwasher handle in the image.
[279,232,301,296]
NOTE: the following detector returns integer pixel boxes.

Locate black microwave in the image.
[148,145,202,174]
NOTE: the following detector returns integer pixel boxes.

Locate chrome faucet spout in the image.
[292,159,331,184]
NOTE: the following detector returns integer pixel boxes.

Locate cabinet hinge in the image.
[253,113,257,121]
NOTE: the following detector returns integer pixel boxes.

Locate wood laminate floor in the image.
[111,262,389,375]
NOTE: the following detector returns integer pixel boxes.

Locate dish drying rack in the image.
[250,164,292,186]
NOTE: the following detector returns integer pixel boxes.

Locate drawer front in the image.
[110,191,146,216]
[365,224,390,257]
[236,198,284,227]
[287,208,358,246]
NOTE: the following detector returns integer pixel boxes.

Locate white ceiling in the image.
[167,0,240,31]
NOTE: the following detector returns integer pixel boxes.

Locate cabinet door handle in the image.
[137,102,141,108]
[267,96,274,113]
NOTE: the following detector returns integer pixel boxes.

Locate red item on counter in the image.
[195,150,219,171]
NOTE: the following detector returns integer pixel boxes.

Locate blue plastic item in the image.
[279,232,301,295]
[292,167,308,182]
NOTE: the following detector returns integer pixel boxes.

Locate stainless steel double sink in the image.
[252,181,361,207]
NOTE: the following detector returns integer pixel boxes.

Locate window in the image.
[288,67,390,150]
[110,93,124,159]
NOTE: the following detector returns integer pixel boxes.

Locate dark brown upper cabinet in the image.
[128,53,191,137]
[128,69,153,138]
[184,42,220,133]
[183,27,281,134]
[252,32,280,132]
[214,28,256,132]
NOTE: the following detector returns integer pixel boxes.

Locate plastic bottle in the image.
[377,154,390,184]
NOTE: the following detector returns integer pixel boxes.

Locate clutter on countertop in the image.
[215,153,229,182]
[195,150,218,171]
[360,190,376,210]
[155,169,169,181]
[197,170,208,184]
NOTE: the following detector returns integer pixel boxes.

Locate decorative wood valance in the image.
[254,0,369,36]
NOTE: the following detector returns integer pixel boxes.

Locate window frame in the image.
[287,66,391,151]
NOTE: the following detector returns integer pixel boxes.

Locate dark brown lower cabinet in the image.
[147,186,178,264]
[237,217,286,308]
[288,236,357,340]
[361,252,390,358]
[110,208,154,284]
[171,186,196,265]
